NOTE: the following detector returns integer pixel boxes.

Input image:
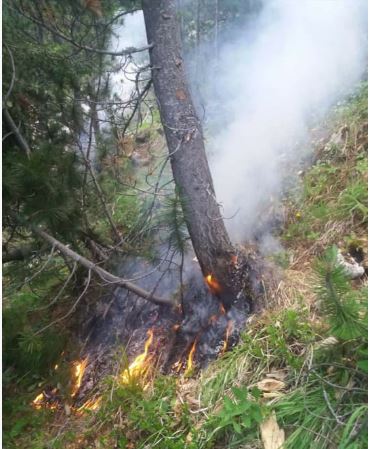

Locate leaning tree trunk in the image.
[142,0,246,306]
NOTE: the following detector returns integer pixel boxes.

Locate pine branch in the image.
[12,4,153,57]
[314,246,367,340]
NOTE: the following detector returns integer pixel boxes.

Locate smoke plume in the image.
[193,0,367,242]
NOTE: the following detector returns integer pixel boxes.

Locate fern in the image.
[314,246,367,340]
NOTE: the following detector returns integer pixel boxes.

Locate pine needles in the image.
[161,190,189,256]
[314,246,367,340]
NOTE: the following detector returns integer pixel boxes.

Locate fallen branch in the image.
[30,225,173,306]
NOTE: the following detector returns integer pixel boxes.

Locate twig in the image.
[34,269,92,336]
[12,4,153,57]
[3,42,16,105]
[322,387,345,425]
[35,262,78,311]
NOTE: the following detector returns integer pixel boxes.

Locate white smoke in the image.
[198,0,367,242]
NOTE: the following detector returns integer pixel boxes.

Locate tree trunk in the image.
[142,0,244,306]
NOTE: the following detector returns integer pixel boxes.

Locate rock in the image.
[337,252,365,279]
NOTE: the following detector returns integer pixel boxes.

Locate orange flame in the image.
[32,392,45,409]
[72,357,88,397]
[77,396,102,412]
[185,340,197,375]
[205,274,222,294]
[172,359,183,373]
[121,329,154,383]
[31,391,58,410]
[221,321,234,355]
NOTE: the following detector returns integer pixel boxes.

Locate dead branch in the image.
[29,224,173,306]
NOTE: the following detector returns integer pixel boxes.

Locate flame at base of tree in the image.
[205,274,222,294]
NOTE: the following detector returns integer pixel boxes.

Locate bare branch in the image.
[3,108,31,158]
[34,268,92,336]
[3,42,16,105]
[35,262,78,311]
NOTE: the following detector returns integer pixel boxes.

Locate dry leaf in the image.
[260,411,285,449]
[262,392,285,399]
[266,370,287,381]
[257,378,285,392]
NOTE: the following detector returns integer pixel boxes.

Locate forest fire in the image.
[121,329,154,383]
[205,274,221,294]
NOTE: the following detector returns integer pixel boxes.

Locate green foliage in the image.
[200,306,316,409]
[337,180,368,223]
[3,394,54,449]
[161,190,189,255]
[283,83,368,246]
[3,290,66,377]
[92,375,198,449]
[273,247,368,449]
[3,144,82,237]
[314,246,367,340]
[213,387,264,435]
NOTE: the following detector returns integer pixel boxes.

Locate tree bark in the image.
[142,0,244,306]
